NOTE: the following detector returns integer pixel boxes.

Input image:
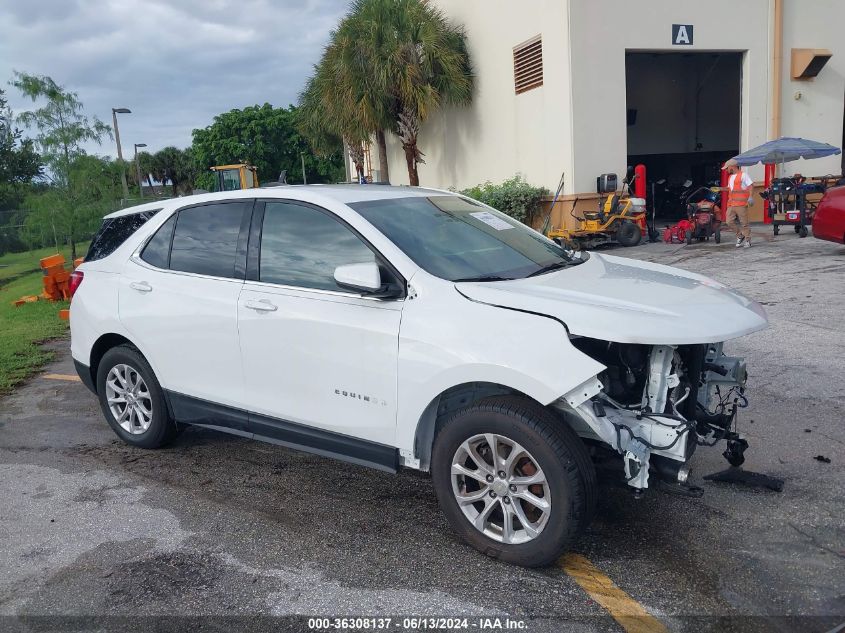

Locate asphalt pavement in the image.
[0,225,843,633]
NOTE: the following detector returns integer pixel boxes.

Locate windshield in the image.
[351,196,581,282]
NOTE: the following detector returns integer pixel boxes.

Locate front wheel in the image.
[96,345,178,449]
[799,225,809,238]
[617,221,641,247]
[431,396,596,567]
[714,228,721,244]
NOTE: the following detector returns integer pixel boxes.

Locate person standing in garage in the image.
[722,159,755,248]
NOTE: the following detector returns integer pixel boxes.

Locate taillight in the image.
[68,270,84,298]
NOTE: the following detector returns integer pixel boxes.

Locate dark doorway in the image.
[626,52,742,220]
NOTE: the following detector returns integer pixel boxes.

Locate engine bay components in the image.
[556,338,753,493]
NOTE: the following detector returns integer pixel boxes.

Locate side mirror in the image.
[334,262,397,297]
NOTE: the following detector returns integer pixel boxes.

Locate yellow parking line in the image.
[43,373,81,382]
[560,553,669,633]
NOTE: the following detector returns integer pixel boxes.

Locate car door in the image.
[237,199,404,461]
[120,200,253,433]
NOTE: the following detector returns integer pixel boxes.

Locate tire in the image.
[799,225,809,238]
[714,228,721,244]
[794,225,801,234]
[96,345,178,449]
[431,395,596,567]
[685,229,693,245]
[773,224,780,236]
[617,221,641,247]
[565,237,582,252]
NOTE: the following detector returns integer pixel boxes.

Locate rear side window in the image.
[140,214,176,269]
[86,210,160,261]
[169,202,247,278]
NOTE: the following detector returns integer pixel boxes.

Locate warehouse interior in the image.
[625,52,742,219]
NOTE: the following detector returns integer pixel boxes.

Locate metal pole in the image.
[300,152,307,185]
[135,145,144,199]
[112,108,130,200]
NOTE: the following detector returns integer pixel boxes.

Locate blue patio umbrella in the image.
[731,136,840,166]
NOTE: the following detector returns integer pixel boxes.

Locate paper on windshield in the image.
[470,211,513,231]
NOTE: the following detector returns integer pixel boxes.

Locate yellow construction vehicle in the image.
[210,164,259,191]
[547,168,646,250]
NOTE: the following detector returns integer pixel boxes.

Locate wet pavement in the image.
[1,227,843,632]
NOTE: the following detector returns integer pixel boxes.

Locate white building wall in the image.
[381,0,573,193]
[779,0,845,176]
[568,0,772,193]
[370,0,844,195]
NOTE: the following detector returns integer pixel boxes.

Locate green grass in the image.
[0,242,89,395]
[0,243,87,282]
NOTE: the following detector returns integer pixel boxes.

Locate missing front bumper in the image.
[554,342,750,492]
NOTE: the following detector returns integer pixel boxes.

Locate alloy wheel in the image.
[105,364,153,434]
[450,433,551,545]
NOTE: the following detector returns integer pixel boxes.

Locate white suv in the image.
[70,186,767,566]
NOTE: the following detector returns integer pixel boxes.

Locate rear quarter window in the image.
[86,209,161,262]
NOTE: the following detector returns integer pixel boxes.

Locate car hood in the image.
[456,253,768,344]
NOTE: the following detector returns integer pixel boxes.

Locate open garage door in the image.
[626,52,742,220]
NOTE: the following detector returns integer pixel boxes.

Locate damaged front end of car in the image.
[552,338,751,495]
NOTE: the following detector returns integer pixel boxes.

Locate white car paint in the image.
[457,253,768,345]
[119,256,247,410]
[71,185,768,490]
[393,269,606,457]
[237,281,403,445]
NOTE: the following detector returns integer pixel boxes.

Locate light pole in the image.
[134,143,147,199]
[112,107,131,200]
[300,151,307,185]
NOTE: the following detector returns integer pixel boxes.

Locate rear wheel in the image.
[794,225,801,234]
[774,224,780,236]
[431,396,595,567]
[685,229,693,245]
[714,228,721,244]
[96,345,178,449]
[617,221,641,247]
[799,225,809,238]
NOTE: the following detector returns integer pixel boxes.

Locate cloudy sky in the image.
[1,0,349,157]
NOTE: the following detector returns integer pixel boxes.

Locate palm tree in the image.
[153,147,197,196]
[136,150,154,188]
[299,0,473,186]
[149,151,167,194]
[297,45,377,179]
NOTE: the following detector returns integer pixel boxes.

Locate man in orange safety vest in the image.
[721,158,754,248]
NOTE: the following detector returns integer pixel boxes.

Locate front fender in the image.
[395,278,606,454]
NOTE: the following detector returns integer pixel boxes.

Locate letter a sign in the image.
[672,24,694,45]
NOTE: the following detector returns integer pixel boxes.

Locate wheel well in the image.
[413,382,532,471]
[88,333,135,390]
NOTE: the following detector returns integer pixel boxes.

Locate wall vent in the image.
[514,35,543,94]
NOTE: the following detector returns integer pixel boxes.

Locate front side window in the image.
[351,196,580,281]
[259,201,376,291]
[169,202,246,278]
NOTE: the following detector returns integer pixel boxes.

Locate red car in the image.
[813,185,845,244]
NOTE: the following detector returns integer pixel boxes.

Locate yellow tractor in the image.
[547,168,646,250]
[210,164,259,192]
